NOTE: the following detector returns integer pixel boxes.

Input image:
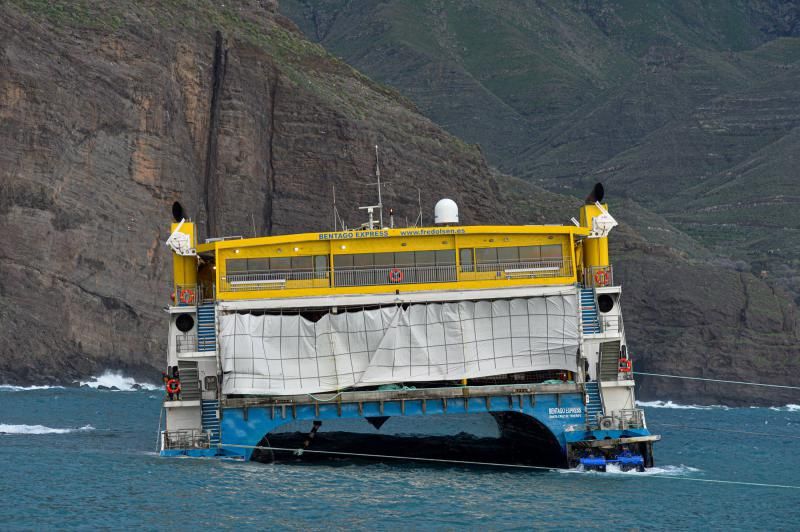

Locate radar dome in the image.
[434,198,459,224]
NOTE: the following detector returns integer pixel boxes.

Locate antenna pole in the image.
[332,185,337,232]
[417,187,422,227]
[375,145,384,229]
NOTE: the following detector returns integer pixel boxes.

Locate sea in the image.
[1,371,798,530]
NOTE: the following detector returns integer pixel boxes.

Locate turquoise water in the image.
[1,386,798,529]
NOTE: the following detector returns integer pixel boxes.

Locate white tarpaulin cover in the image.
[220,295,579,395]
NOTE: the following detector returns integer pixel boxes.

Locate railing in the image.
[176,335,216,353]
[221,270,329,292]
[461,258,572,281]
[176,335,197,353]
[174,284,199,306]
[599,314,624,335]
[162,429,211,450]
[335,264,457,287]
[583,265,613,288]
[616,408,645,429]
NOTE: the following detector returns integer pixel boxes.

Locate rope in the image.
[633,371,800,390]
[220,443,800,490]
[654,423,800,441]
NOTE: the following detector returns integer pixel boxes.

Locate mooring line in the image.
[632,372,800,390]
[654,423,800,440]
[219,443,800,490]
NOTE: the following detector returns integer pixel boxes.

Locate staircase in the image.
[580,288,600,334]
[584,381,603,425]
[599,340,621,381]
[197,303,217,352]
[201,399,221,445]
[177,361,201,400]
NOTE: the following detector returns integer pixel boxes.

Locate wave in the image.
[79,370,159,391]
[769,404,800,413]
[562,464,700,476]
[636,400,729,410]
[0,385,65,392]
[0,424,95,435]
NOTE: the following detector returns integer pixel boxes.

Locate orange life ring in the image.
[179,289,195,304]
[619,358,632,373]
[166,378,181,394]
[388,268,404,283]
[594,269,609,286]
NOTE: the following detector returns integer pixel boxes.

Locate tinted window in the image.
[519,246,540,262]
[436,250,456,265]
[497,246,519,263]
[270,256,290,271]
[541,245,562,260]
[476,248,498,264]
[415,250,435,266]
[291,256,312,270]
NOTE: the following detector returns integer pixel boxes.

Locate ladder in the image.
[201,399,221,445]
[580,288,600,334]
[584,381,603,425]
[197,303,216,352]
[599,340,621,381]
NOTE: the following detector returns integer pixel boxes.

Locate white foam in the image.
[79,370,159,391]
[0,424,95,435]
[636,400,728,410]
[0,385,65,392]
[769,404,800,413]
[562,464,700,476]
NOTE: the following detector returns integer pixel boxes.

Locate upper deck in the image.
[189,224,592,302]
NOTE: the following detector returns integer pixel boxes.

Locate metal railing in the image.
[221,270,329,292]
[461,258,572,281]
[162,429,211,450]
[583,265,613,288]
[176,335,197,353]
[616,408,645,429]
[599,314,624,335]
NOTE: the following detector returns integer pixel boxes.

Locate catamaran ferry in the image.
[158,183,659,470]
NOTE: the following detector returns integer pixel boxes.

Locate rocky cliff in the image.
[1,1,797,404]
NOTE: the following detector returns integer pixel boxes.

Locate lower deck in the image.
[161,382,658,467]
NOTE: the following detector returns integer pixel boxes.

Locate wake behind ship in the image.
[158,183,659,470]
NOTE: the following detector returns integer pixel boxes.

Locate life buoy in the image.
[594,269,609,287]
[388,268,404,283]
[619,358,632,373]
[166,378,181,394]
[179,289,195,304]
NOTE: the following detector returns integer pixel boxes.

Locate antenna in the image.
[415,187,423,227]
[251,213,257,237]
[332,185,337,232]
[375,145,384,229]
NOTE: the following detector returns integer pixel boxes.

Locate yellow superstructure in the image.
[171,222,611,302]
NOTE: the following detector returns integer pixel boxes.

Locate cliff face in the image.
[0,1,504,384]
[1,2,797,404]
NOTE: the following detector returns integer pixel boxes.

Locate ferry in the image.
[158,182,660,470]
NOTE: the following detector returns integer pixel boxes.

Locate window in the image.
[541,244,562,261]
[497,246,519,263]
[476,247,498,265]
[460,248,474,272]
[519,246,541,262]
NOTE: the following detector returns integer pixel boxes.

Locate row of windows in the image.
[226,245,564,277]
[461,245,563,266]
[227,256,328,274]
[333,250,456,270]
